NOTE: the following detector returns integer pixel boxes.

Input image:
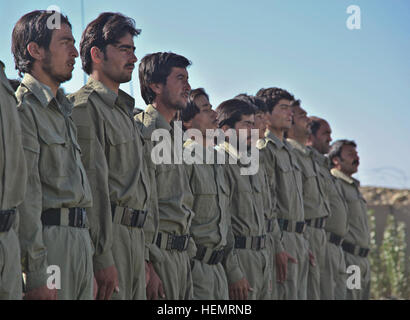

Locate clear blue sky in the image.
[1,0,409,189]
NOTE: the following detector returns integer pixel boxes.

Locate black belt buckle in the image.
[0,208,16,232]
[329,233,343,246]
[234,236,246,249]
[296,221,306,233]
[266,219,274,233]
[70,208,86,228]
[251,235,266,250]
[171,234,189,251]
[278,218,289,232]
[208,248,225,265]
[359,247,369,258]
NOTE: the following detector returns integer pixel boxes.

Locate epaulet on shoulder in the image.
[256,138,267,150]
[67,85,95,107]
[15,85,31,109]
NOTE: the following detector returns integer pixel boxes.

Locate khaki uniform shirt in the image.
[16,73,92,290]
[286,139,329,220]
[0,61,27,212]
[311,150,349,237]
[256,130,304,222]
[331,169,370,248]
[215,141,266,283]
[68,77,150,270]
[136,105,195,255]
[184,139,229,250]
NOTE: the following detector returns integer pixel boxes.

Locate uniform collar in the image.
[21,73,72,115]
[0,61,15,96]
[215,141,241,161]
[144,104,173,132]
[86,77,135,113]
[265,129,285,149]
[330,168,357,185]
[311,148,331,168]
[286,138,310,155]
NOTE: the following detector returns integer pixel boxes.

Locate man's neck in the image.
[268,126,284,141]
[152,101,177,124]
[287,133,308,146]
[30,68,59,97]
[90,71,120,95]
[336,166,353,178]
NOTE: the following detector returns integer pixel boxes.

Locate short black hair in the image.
[138,52,191,105]
[216,98,255,129]
[309,116,325,137]
[256,87,295,113]
[328,139,357,164]
[80,12,141,75]
[12,10,72,77]
[234,93,267,114]
[181,88,209,122]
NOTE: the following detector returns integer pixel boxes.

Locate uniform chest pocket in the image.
[190,166,218,195]
[38,129,68,178]
[105,128,135,176]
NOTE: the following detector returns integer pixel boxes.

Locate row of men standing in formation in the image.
[0,10,370,300]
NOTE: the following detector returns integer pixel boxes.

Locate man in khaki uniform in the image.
[286,101,327,300]
[307,117,349,299]
[256,87,309,300]
[0,60,27,300]
[181,88,230,299]
[329,140,371,300]
[215,99,271,300]
[12,11,94,300]
[69,13,152,300]
[236,94,292,300]
[136,52,195,300]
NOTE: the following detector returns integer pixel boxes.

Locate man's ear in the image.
[149,83,163,96]
[90,46,104,65]
[27,42,44,61]
[332,156,341,168]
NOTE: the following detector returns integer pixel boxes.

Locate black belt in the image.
[111,204,147,228]
[194,244,225,265]
[278,218,306,234]
[342,240,370,258]
[156,232,190,251]
[305,217,327,229]
[327,232,344,246]
[265,218,275,233]
[41,208,87,228]
[234,235,266,250]
[0,208,16,232]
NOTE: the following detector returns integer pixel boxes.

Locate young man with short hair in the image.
[256,87,308,300]
[136,52,195,299]
[12,10,94,300]
[215,99,271,300]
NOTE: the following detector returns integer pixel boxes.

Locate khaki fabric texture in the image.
[286,139,329,300]
[321,241,347,300]
[153,249,193,300]
[184,140,229,299]
[0,61,26,299]
[276,231,309,300]
[110,224,146,300]
[43,226,94,300]
[311,149,349,299]
[0,230,22,300]
[136,105,195,298]
[215,142,270,298]
[191,260,229,300]
[16,73,93,292]
[344,252,371,300]
[257,131,307,299]
[69,77,150,299]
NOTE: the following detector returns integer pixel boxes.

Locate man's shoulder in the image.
[67,84,97,108]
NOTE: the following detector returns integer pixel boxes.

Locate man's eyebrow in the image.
[59,36,75,43]
[118,44,136,50]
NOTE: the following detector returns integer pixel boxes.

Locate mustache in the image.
[352,159,359,165]
[125,63,134,68]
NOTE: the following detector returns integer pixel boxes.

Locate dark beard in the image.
[42,51,72,84]
[162,87,186,110]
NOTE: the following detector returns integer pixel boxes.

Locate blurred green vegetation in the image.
[369,210,410,299]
